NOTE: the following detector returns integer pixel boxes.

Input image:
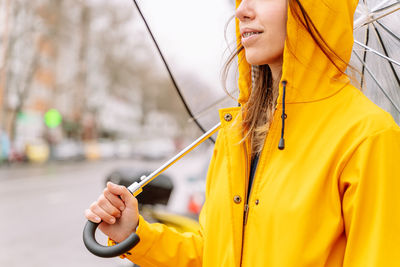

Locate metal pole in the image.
[128,122,221,196]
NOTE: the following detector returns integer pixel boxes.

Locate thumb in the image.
[107,182,135,207]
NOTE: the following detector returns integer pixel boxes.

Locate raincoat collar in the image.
[235,0,359,105]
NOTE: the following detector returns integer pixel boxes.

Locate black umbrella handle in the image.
[83,220,140,258]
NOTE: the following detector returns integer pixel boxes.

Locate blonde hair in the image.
[222,0,359,156]
[223,47,279,156]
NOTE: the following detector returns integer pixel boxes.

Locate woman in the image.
[85,0,400,266]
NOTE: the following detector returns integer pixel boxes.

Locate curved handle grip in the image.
[83,220,140,258]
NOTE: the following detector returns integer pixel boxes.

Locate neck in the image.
[269,60,283,83]
[269,63,282,106]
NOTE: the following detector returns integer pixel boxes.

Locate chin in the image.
[244,49,283,66]
[245,56,266,66]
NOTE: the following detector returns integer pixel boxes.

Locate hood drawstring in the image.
[278,80,287,150]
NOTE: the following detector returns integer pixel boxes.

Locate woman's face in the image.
[236,0,288,66]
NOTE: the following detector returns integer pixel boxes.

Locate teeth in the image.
[243,32,259,38]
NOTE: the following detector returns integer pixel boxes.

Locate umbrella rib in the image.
[371,23,400,87]
[353,52,400,114]
[372,1,400,13]
[131,0,210,138]
[376,21,400,43]
[371,0,395,11]
[360,24,370,89]
[354,3,400,30]
[354,40,400,67]
[188,91,238,123]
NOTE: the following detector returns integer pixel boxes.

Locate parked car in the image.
[105,149,212,267]
[105,148,212,219]
[115,140,134,159]
[105,168,174,207]
[53,140,84,161]
[132,138,176,160]
[25,140,50,163]
[84,139,120,161]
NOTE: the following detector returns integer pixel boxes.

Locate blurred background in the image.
[2,0,399,266]
[0,0,236,266]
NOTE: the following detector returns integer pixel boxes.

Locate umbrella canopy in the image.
[352,0,400,124]
[131,0,237,133]
[132,0,400,132]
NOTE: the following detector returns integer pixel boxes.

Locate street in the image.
[0,154,210,267]
[0,160,138,267]
[0,147,211,267]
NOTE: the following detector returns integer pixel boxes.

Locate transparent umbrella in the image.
[352,0,400,124]
[130,0,400,130]
[83,0,237,257]
[129,0,238,134]
[83,0,400,258]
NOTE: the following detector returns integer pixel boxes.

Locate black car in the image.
[105,167,174,206]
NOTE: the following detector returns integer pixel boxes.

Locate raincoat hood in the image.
[236,0,358,105]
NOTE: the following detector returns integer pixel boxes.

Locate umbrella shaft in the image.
[354,40,400,67]
[128,122,221,196]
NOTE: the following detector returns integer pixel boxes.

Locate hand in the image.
[85,182,139,243]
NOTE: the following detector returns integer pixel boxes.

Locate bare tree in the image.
[0,0,43,141]
[1,0,205,149]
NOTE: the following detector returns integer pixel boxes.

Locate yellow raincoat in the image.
[114,0,400,266]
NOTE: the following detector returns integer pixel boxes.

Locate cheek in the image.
[262,5,287,49]
[245,5,287,65]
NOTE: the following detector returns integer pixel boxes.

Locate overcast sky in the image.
[133,0,236,98]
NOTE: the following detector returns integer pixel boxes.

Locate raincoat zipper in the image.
[239,139,250,267]
[244,153,260,226]
[239,139,263,266]
[238,104,280,267]
[239,149,260,266]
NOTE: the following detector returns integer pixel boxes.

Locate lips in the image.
[240,28,263,39]
[242,32,261,38]
[240,28,263,46]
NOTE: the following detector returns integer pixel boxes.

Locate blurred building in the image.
[0,0,199,163]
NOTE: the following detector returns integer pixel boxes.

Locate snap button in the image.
[224,113,232,122]
[255,199,259,205]
[233,195,242,204]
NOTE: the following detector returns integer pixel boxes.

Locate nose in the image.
[235,0,255,22]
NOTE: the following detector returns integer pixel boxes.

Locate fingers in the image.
[89,201,117,224]
[97,194,121,218]
[85,208,101,223]
[107,182,135,207]
[84,182,137,225]
[104,187,125,211]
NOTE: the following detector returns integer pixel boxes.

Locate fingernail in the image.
[120,206,125,211]
[95,216,101,222]
[110,217,115,223]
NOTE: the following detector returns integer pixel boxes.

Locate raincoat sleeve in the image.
[340,125,400,266]
[112,211,205,267]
